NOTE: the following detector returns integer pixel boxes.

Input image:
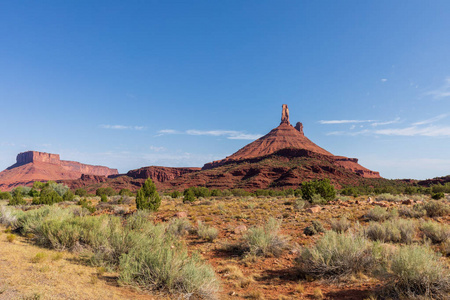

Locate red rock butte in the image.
[0,151,118,190]
[203,104,380,179]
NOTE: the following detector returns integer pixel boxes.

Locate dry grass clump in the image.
[398,204,426,218]
[365,219,416,244]
[241,217,289,257]
[304,220,325,236]
[423,200,450,217]
[330,217,351,233]
[296,231,374,279]
[375,193,407,202]
[382,244,450,299]
[166,217,192,237]
[420,221,450,244]
[196,221,219,242]
[365,206,397,222]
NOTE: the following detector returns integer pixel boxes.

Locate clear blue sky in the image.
[1,1,449,179]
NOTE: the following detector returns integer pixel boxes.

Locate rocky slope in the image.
[0,151,118,190]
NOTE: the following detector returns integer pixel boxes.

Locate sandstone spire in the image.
[281,104,290,125]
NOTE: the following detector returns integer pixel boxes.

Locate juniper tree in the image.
[136,178,161,211]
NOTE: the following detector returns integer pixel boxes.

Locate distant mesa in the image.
[0,151,118,191]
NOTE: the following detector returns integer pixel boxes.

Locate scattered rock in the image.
[306,205,322,214]
[234,225,248,234]
[402,199,413,205]
[174,211,188,218]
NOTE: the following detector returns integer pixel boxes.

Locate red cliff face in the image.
[0,151,118,191]
[127,166,200,182]
[16,151,61,166]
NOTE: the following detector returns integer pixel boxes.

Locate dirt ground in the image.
[1,195,449,299]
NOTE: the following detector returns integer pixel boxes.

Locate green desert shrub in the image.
[423,200,450,217]
[63,190,75,202]
[0,191,12,200]
[432,192,445,200]
[304,220,325,236]
[242,217,288,257]
[366,219,416,244]
[365,206,397,221]
[96,187,116,197]
[74,188,87,197]
[119,188,133,196]
[383,244,450,299]
[197,221,219,242]
[296,231,374,279]
[100,194,108,202]
[33,188,63,205]
[375,193,408,202]
[135,178,161,211]
[420,221,450,244]
[183,188,196,203]
[330,217,351,233]
[171,190,182,199]
[8,192,26,206]
[301,178,336,203]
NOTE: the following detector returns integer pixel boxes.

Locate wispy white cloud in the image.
[412,114,447,126]
[374,125,450,137]
[100,125,145,130]
[319,119,375,125]
[158,129,180,134]
[425,77,450,99]
[158,129,262,140]
[371,117,401,127]
[149,145,166,152]
[324,114,450,137]
[381,78,387,82]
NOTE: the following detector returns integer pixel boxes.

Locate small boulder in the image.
[234,225,248,234]
[306,205,322,214]
[402,199,413,205]
[174,211,188,218]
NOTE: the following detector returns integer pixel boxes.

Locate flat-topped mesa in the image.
[10,151,118,177]
[17,151,60,165]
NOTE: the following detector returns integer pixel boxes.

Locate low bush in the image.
[366,219,416,244]
[383,244,450,299]
[330,217,351,233]
[301,179,336,203]
[0,191,12,200]
[0,206,21,228]
[183,188,196,203]
[296,231,374,279]
[8,192,26,206]
[96,187,116,197]
[432,192,445,200]
[167,218,192,237]
[365,206,397,221]
[197,221,219,242]
[242,217,288,257]
[423,200,450,217]
[398,204,426,218]
[74,188,87,197]
[420,221,450,244]
[304,220,325,236]
[375,193,407,202]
